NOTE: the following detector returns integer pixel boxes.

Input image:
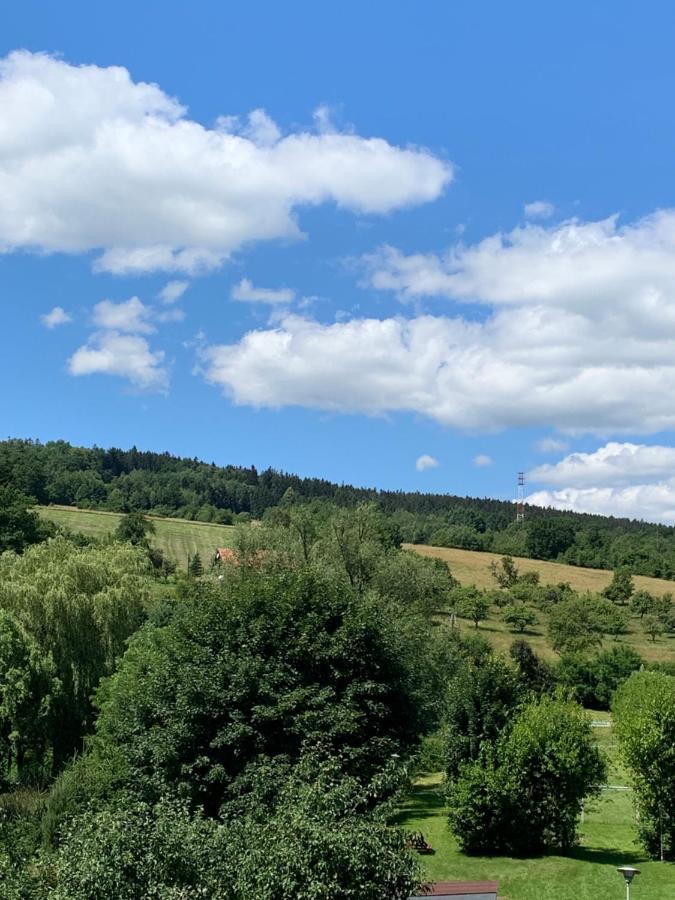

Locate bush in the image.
[444,654,522,778]
[447,695,605,854]
[48,769,420,900]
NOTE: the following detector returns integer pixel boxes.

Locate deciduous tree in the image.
[613,671,675,860]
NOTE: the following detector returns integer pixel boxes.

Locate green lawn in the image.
[396,715,675,900]
[37,505,235,570]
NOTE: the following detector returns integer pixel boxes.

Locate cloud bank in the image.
[198,209,675,434]
[527,441,675,524]
[0,51,451,274]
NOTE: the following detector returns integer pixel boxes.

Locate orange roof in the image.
[215,547,237,561]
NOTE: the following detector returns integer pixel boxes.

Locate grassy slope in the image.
[37,505,234,570]
[406,544,675,596]
[396,714,675,900]
[408,544,675,664]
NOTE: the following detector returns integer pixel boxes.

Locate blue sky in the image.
[3,1,675,521]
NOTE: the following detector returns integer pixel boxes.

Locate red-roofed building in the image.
[214,547,237,564]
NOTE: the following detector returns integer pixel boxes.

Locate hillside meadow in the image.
[34,508,675,663]
[408,543,675,663]
[37,505,234,571]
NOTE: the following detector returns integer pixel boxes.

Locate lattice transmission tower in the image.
[516,472,525,523]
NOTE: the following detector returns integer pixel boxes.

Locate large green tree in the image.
[444,654,522,779]
[613,671,675,860]
[47,766,420,900]
[602,567,634,606]
[0,537,150,771]
[83,568,432,815]
[447,695,605,854]
[0,609,58,788]
[0,485,50,554]
[548,594,605,654]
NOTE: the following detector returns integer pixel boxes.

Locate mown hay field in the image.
[37,505,235,571]
[407,543,675,663]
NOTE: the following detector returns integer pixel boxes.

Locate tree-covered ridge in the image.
[3,437,675,579]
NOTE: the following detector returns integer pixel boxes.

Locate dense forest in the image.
[3,438,675,579]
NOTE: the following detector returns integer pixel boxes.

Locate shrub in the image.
[447,695,605,854]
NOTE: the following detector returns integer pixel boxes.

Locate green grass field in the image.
[396,713,675,900]
[408,543,675,664]
[37,505,235,571]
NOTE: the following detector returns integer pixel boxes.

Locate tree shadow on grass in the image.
[568,845,646,867]
[393,783,445,824]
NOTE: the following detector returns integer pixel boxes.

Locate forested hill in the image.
[3,438,675,578]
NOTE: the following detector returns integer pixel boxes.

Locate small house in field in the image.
[410,882,499,900]
[213,547,267,568]
[214,547,237,565]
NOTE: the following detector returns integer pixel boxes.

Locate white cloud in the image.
[529,442,675,487]
[92,297,154,333]
[254,209,675,433]
[158,280,189,304]
[0,51,451,274]
[525,441,675,523]
[155,307,185,324]
[68,331,167,391]
[231,278,295,305]
[473,454,493,467]
[526,484,675,525]
[536,437,569,453]
[198,302,675,433]
[524,200,554,220]
[41,306,71,328]
[360,212,675,312]
[416,454,439,472]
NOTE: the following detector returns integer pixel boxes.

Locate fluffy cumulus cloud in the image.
[536,437,569,453]
[198,296,675,433]
[529,442,675,487]
[361,211,675,307]
[523,200,554,219]
[231,278,295,305]
[68,332,168,391]
[67,294,185,391]
[416,454,439,472]
[0,51,451,274]
[526,484,675,524]
[41,306,72,328]
[473,454,493,467]
[526,441,675,523]
[92,297,154,333]
[281,209,675,434]
[158,280,189,304]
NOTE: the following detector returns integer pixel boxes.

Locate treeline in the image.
[3,438,675,578]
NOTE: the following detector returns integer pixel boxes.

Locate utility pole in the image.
[516,472,525,523]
